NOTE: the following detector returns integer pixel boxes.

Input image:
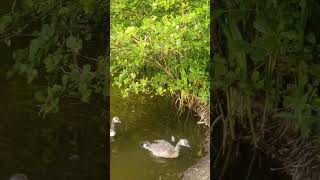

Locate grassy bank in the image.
[213,0,320,179]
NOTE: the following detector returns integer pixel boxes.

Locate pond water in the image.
[0,2,107,179]
[0,46,107,179]
[110,87,207,180]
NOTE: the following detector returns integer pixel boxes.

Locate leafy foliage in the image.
[111,0,210,106]
[214,0,320,141]
[0,0,107,115]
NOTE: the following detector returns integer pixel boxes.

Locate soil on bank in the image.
[182,100,210,180]
[182,153,210,180]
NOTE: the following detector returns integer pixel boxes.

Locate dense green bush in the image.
[214,0,320,141]
[111,0,210,106]
[1,0,210,114]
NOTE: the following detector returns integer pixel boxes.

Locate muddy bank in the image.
[252,120,320,180]
[182,153,210,180]
[182,98,210,180]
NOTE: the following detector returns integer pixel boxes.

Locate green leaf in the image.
[21,0,34,11]
[0,15,12,32]
[214,54,227,76]
[81,0,96,14]
[251,71,260,82]
[66,35,82,53]
[52,84,62,93]
[306,33,316,44]
[252,35,280,53]
[27,69,38,83]
[44,54,62,72]
[231,40,251,53]
[62,75,69,88]
[81,89,92,103]
[58,7,69,16]
[253,15,271,34]
[28,25,53,63]
[83,64,91,72]
[273,112,294,119]
[34,91,46,102]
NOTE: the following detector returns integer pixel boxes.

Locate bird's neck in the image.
[111,121,115,130]
[174,143,181,153]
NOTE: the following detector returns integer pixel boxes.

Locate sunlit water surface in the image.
[110,87,207,180]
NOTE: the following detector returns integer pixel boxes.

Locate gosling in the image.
[141,138,190,158]
[110,116,121,137]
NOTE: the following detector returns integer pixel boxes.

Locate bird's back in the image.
[149,142,178,158]
[110,129,116,137]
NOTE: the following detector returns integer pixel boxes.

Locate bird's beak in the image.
[197,121,205,124]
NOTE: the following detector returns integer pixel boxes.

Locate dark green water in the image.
[110,87,207,180]
[0,1,107,179]
[0,45,107,179]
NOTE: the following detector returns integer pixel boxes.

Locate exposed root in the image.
[190,97,210,127]
[176,95,210,180]
[243,120,320,180]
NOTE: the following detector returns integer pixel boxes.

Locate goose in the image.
[171,135,175,142]
[110,116,121,137]
[141,138,190,158]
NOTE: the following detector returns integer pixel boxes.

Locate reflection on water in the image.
[110,87,207,180]
[0,1,107,176]
[0,45,107,179]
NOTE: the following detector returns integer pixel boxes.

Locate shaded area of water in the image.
[0,44,107,179]
[110,87,207,180]
[0,2,108,178]
[211,123,291,180]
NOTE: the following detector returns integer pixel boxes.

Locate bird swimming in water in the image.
[171,135,175,142]
[110,116,121,137]
[140,138,190,158]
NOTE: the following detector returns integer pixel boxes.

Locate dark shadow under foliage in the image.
[212,0,320,179]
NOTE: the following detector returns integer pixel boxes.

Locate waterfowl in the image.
[197,119,206,124]
[110,116,121,137]
[141,138,191,158]
[171,135,175,142]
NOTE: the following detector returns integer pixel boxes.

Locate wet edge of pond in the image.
[110,86,208,180]
[210,122,291,180]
